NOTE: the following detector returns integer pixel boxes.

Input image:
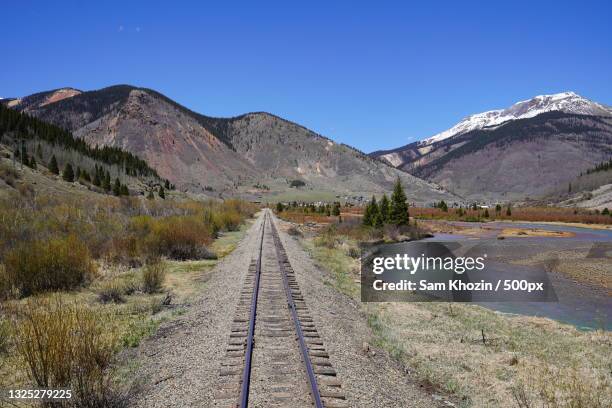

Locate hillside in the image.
[371,93,612,202]
[0,103,167,199]
[5,85,457,204]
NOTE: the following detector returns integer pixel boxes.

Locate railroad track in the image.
[214,210,347,408]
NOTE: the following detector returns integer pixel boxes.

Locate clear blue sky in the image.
[1,1,610,152]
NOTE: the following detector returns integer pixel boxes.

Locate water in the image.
[426,221,612,330]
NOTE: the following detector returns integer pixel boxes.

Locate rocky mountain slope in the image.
[371,93,612,201]
[4,85,455,203]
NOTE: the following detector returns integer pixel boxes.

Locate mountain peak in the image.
[421,91,610,145]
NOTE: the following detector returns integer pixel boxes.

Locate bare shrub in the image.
[3,235,96,297]
[287,226,303,237]
[10,297,123,407]
[141,259,167,294]
[138,216,214,260]
[0,162,20,187]
[96,280,126,304]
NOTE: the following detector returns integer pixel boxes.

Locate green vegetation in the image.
[584,158,612,175]
[363,178,409,227]
[0,103,157,177]
[289,179,306,188]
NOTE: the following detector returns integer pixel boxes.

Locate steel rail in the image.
[270,215,325,408]
[239,212,266,408]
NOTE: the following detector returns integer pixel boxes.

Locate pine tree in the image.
[389,178,409,226]
[372,210,383,228]
[602,207,610,216]
[159,186,165,199]
[49,155,59,174]
[363,196,379,226]
[62,163,75,182]
[147,189,155,200]
[113,178,121,196]
[379,194,390,223]
[92,171,101,187]
[439,200,448,212]
[276,202,284,212]
[75,166,81,180]
[164,179,170,189]
[29,156,37,169]
[483,209,490,218]
[332,202,341,217]
[495,204,502,214]
[120,184,129,196]
[506,205,512,217]
[103,171,111,191]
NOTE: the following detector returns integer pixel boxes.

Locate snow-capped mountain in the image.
[369,91,612,201]
[421,92,611,145]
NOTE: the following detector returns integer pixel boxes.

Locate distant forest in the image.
[0,103,158,178]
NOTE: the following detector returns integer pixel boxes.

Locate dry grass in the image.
[141,259,167,294]
[305,232,612,408]
[0,191,257,398]
[9,296,127,407]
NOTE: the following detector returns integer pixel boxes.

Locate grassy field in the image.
[300,223,611,408]
[0,189,256,407]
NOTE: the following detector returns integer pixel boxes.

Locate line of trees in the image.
[584,158,612,175]
[362,178,409,227]
[0,103,158,178]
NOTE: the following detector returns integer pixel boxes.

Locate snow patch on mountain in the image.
[421,92,612,146]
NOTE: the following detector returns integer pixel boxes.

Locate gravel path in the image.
[272,214,452,408]
[130,211,450,407]
[130,214,265,408]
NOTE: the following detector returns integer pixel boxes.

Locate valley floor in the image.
[129,212,451,408]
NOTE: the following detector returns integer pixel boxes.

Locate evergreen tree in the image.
[29,156,37,169]
[62,163,75,182]
[92,171,101,187]
[75,166,81,180]
[332,202,341,217]
[506,205,512,217]
[164,179,170,189]
[379,194,390,223]
[103,171,111,191]
[82,170,91,182]
[276,202,284,212]
[147,189,155,200]
[21,144,28,166]
[158,186,165,199]
[495,204,502,214]
[483,209,490,218]
[49,155,59,174]
[104,170,111,191]
[113,178,121,196]
[120,184,129,196]
[372,210,383,228]
[602,207,609,215]
[362,196,379,226]
[389,178,409,226]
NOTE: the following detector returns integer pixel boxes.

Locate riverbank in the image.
[297,222,611,408]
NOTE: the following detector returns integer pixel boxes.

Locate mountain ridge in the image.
[4,85,457,204]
